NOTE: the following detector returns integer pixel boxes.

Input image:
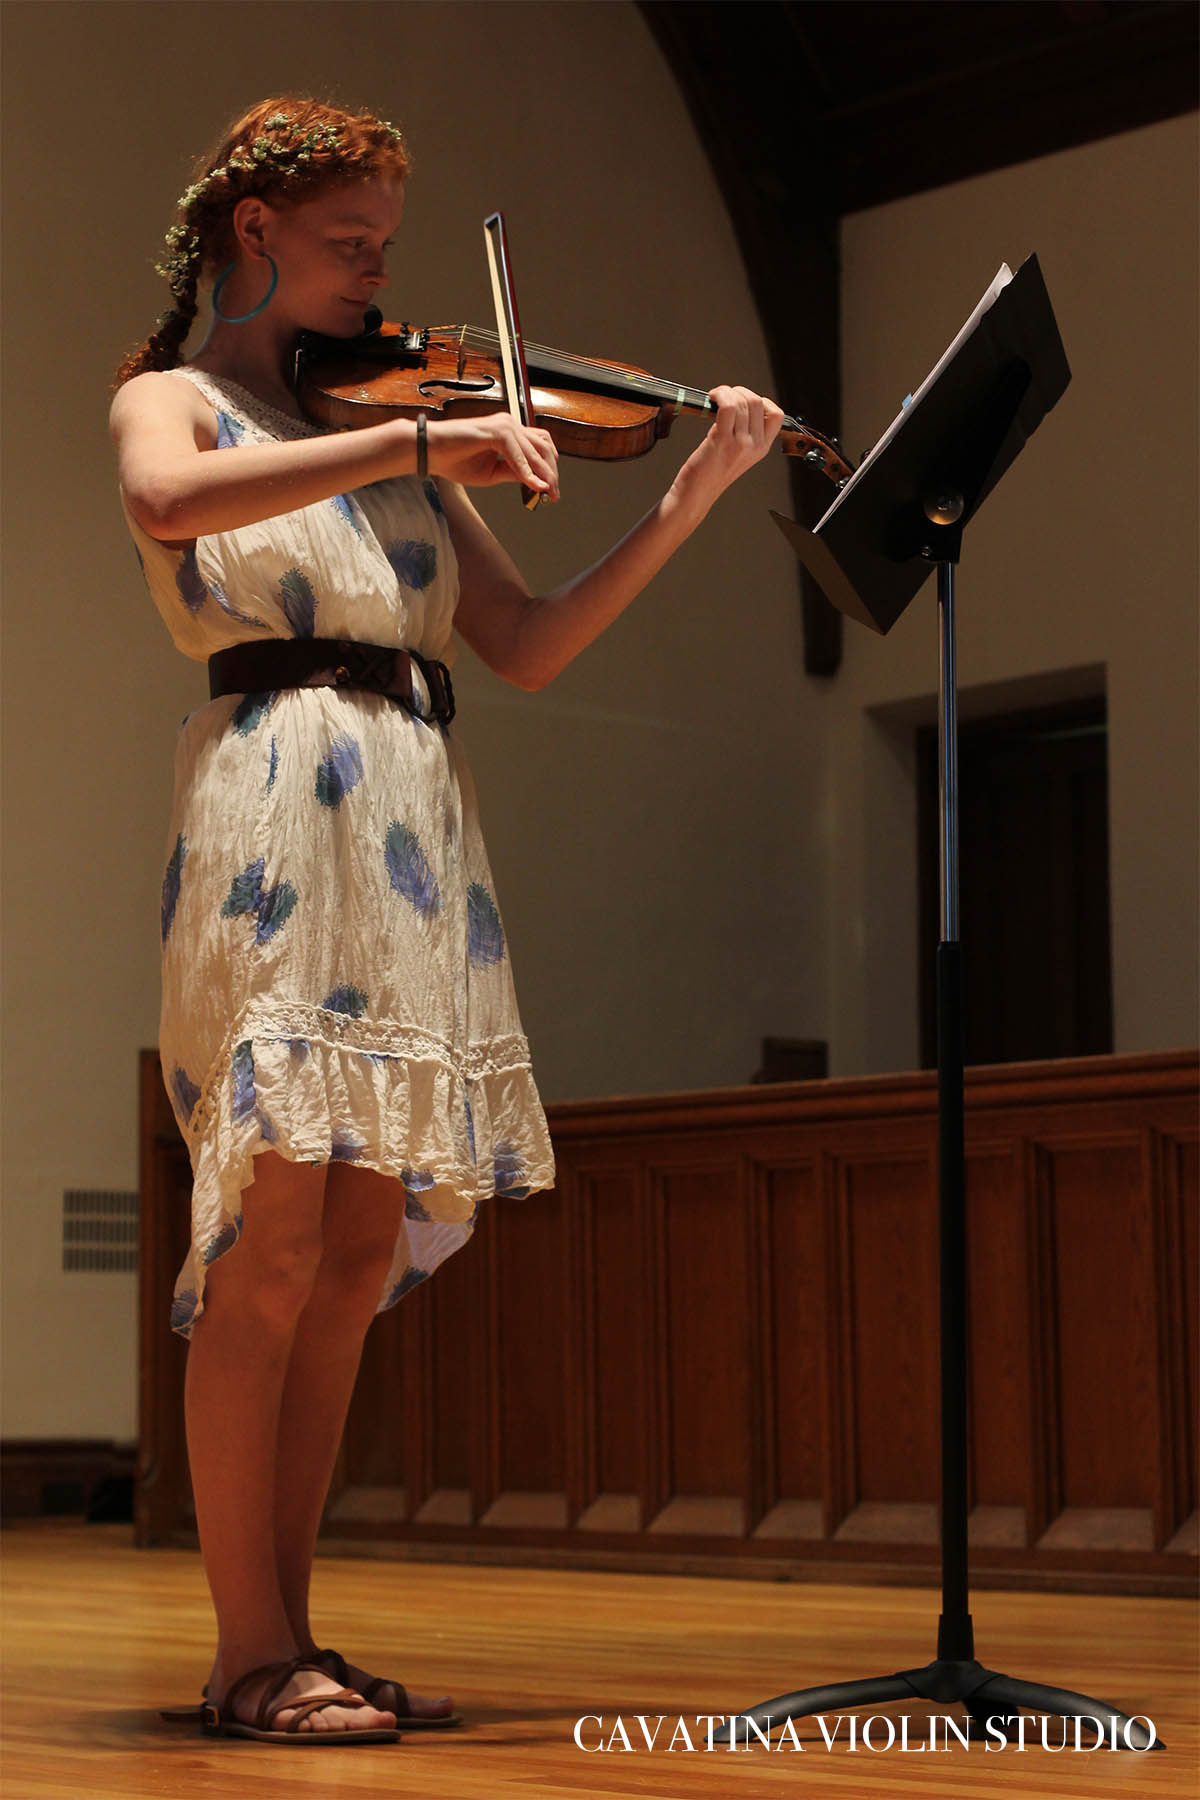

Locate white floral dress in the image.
[127,365,554,1339]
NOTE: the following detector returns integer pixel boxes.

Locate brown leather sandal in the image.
[198,1655,402,1744]
[310,1645,463,1729]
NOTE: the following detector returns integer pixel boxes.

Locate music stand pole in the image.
[934,544,972,1669]
[709,256,1161,1753]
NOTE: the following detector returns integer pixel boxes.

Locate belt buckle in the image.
[331,640,361,688]
[331,641,404,699]
[415,653,455,726]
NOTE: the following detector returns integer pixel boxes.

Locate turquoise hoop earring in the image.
[211,254,278,323]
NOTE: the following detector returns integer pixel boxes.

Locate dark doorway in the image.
[917,697,1112,1068]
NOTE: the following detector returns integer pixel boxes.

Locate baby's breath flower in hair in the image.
[155,224,201,296]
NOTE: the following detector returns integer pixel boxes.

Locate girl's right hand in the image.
[426,414,559,499]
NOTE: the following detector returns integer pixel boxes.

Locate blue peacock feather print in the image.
[464,1095,477,1164]
[331,1129,367,1163]
[314,733,364,808]
[176,548,260,626]
[203,1219,240,1264]
[230,1044,278,1137]
[323,984,368,1017]
[175,547,209,613]
[221,857,297,943]
[170,1290,199,1332]
[493,1142,530,1197]
[216,410,246,448]
[231,1041,279,1144]
[289,1038,310,1062]
[330,492,363,536]
[221,857,264,919]
[386,1266,431,1306]
[161,834,187,945]
[279,567,317,637]
[423,477,445,517]
[212,578,267,630]
[170,1065,201,1126]
[256,878,298,943]
[467,883,506,965]
[231,1041,256,1124]
[385,538,437,591]
[402,1168,436,1221]
[384,821,442,915]
[266,736,278,791]
[232,691,277,736]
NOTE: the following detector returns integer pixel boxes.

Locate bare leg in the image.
[271,1161,453,1718]
[185,1150,396,1734]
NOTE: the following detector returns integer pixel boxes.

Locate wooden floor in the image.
[2,1520,1196,1799]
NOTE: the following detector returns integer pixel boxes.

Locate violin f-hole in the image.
[417,376,499,400]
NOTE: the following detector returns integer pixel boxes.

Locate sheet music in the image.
[815,263,1014,531]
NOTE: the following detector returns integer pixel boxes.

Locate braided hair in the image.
[113,96,410,388]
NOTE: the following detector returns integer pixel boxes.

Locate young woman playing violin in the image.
[110,95,783,1749]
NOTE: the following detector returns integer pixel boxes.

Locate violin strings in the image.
[445,324,807,442]
[467,327,688,399]
[458,324,710,409]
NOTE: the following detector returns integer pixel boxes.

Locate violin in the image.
[294,314,854,488]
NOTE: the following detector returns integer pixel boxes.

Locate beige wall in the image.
[832,112,1199,1074]
[1,2,1195,1443]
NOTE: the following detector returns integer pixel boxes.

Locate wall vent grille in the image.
[61,1191,138,1272]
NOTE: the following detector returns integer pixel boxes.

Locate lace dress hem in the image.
[167,1019,555,1339]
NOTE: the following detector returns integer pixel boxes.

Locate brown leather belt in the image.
[208,638,455,725]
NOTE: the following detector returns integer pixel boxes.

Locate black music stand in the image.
[710,255,1160,1753]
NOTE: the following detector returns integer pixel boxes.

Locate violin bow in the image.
[483,211,545,511]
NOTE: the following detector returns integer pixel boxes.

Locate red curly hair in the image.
[113,96,411,388]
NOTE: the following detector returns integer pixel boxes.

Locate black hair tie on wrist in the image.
[416,409,428,479]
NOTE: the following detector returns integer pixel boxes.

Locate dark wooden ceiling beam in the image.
[639,1,846,677]
[637,0,1197,679]
[826,1,1200,212]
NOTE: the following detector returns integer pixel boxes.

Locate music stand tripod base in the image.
[717,256,1160,1754]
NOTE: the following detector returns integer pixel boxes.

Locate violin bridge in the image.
[456,324,467,380]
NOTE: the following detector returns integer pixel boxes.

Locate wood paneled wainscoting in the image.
[137,1050,1198,1597]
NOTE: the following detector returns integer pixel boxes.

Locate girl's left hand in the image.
[674,384,786,502]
